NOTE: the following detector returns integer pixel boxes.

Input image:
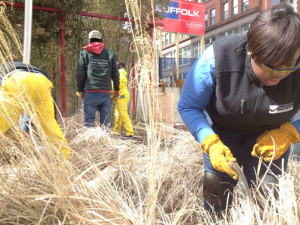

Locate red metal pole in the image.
[51,39,56,99]
[4,2,163,120]
[4,3,163,25]
[51,39,57,118]
[149,26,154,83]
[60,15,66,118]
[131,54,136,122]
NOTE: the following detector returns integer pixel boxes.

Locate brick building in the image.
[160,0,298,85]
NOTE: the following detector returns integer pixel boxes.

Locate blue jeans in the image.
[84,92,112,128]
[21,115,36,133]
[22,116,30,133]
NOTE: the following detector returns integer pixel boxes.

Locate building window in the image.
[242,23,250,33]
[271,0,295,8]
[179,46,191,66]
[205,37,216,49]
[270,0,281,6]
[205,12,208,28]
[162,33,172,47]
[162,52,175,70]
[220,28,239,37]
[180,34,189,39]
[232,0,238,16]
[242,0,249,12]
[193,42,201,58]
[210,9,215,26]
[223,2,229,20]
[163,33,173,46]
[165,33,169,46]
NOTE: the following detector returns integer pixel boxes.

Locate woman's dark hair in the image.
[90,38,103,43]
[118,62,125,69]
[247,3,300,67]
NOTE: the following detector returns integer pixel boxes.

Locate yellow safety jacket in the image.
[119,68,130,98]
[0,62,71,160]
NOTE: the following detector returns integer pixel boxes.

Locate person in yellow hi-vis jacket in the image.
[112,62,134,138]
[0,62,71,160]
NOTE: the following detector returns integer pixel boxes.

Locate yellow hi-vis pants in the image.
[0,71,71,160]
[113,95,134,136]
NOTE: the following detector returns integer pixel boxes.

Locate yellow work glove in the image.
[252,122,300,162]
[201,134,238,180]
[76,91,84,99]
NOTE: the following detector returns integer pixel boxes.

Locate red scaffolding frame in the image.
[4,2,160,119]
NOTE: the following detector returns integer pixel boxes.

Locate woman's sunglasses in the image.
[260,58,300,75]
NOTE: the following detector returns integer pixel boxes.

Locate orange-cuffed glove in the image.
[76,91,84,99]
[112,91,120,100]
[252,122,300,162]
[201,134,238,180]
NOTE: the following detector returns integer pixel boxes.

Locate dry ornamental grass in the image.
[0,1,300,224]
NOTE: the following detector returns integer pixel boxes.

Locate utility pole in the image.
[23,0,33,64]
[176,33,179,81]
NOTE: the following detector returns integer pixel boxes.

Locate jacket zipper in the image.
[239,83,263,129]
[246,83,263,121]
[240,99,245,114]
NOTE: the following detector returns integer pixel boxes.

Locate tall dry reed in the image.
[0,1,299,225]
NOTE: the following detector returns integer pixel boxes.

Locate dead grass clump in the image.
[1,108,300,224]
[1,1,300,224]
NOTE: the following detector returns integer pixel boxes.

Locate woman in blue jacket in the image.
[178,3,300,214]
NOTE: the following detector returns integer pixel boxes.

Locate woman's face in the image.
[251,49,300,86]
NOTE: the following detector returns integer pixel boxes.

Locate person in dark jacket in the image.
[178,3,300,214]
[76,30,120,128]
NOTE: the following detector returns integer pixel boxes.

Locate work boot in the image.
[124,134,133,138]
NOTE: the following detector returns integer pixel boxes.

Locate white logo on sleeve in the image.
[269,103,293,114]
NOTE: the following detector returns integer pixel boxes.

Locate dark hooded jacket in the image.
[76,42,120,92]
